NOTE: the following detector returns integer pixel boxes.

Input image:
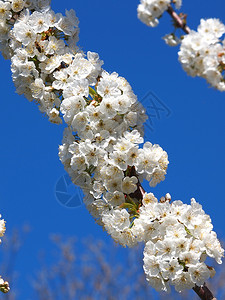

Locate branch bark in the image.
[193,284,217,300]
[129,166,146,202]
[166,5,191,34]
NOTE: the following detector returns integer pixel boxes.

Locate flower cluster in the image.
[0,0,52,59]
[179,18,225,91]
[137,0,182,27]
[142,197,224,293]
[0,0,82,122]
[102,191,224,292]
[0,215,5,243]
[0,214,9,294]
[163,33,180,47]
[58,69,169,242]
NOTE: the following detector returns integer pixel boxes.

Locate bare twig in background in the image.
[0,231,224,300]
[32,236,225,300]
[166,5,191,34]
[0,224,30,300]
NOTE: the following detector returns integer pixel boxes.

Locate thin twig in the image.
[166,5,191,34]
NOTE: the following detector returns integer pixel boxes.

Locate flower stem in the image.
[89,86,97,97]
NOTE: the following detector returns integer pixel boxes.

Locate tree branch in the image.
[166,5,191,34]
[129,166,146,202]
[193,283,216,300]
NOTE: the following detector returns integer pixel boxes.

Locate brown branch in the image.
[166,5,191,34]
[193,284,217,300]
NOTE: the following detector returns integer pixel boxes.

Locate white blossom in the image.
[137,0,172,27]
[179,18,225,91]
[142,197,224,293]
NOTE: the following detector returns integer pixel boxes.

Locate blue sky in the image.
[1,0,225,298]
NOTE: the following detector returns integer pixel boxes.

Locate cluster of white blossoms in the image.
[142,197,224,293]
[0,0,83,122]
[0,214,9,294]
[58,69,169,243]
[0,0,224,295]
[102,193,224,292]
[163,33,181,47]
[137,0,182,27]
[0,215,5,243]
[179,18,225,91]
[0,0,52,58]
